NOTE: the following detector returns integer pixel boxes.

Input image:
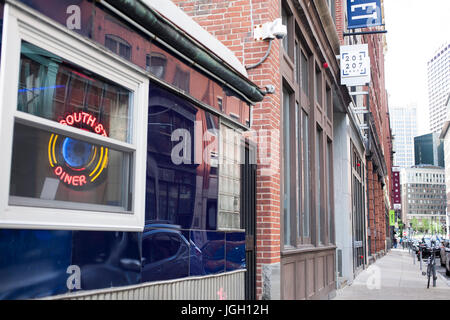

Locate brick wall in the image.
[173,0,282,300]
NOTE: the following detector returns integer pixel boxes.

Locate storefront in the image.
[0,0,263,299]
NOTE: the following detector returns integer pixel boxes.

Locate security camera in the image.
[264,85,275,94]
[270,18,287,39]
[253,18,287,40]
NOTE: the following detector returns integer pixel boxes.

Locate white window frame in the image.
[0,1,149,231]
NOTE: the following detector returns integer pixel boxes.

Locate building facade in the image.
[390,105,417,168]
[439,93,450,238]
[174,0,359,299]
[414,132,444,167]
[174,0,393,298]
[400,166,447,231]
[428,42,450,134]
[0,0,264,299]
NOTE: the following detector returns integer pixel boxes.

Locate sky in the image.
[384,0,450,135]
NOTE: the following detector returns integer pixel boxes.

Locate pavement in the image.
[333,248,450,300]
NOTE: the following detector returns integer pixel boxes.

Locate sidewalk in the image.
[333,248,450,300]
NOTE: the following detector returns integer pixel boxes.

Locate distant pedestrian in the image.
[393,234,398,248]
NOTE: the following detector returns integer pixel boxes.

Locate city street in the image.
[333,249,450,300]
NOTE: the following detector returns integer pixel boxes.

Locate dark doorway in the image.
[241,139,256,300]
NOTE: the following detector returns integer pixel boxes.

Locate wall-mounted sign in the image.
[389,210,396,226]
[347,0,382,29]
[48,112,108,188]
[392,170,401,210]
[340,44,371,86]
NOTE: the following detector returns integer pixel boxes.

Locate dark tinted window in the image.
[143,233,181,263]
[145,84,219,229]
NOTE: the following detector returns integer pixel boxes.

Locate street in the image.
[333,249,450,300]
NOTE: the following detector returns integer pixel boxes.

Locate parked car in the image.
[445,249,450,276]
[141,222,203,282]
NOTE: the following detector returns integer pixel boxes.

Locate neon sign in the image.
[48,112,108,188]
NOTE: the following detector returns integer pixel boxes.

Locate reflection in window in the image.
[173,66,190,93]
[17,42,131,143]
[105,34,132,60]
[145,85,218,230]
[10,42,134,211]
[143,233,181,263]
[146,53,167,79]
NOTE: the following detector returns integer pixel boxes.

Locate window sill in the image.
[281,244,336,256]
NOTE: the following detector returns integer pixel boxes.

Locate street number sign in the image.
[340,44,371,86]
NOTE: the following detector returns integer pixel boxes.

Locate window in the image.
[283,87,293,246]
[301,51,309,95]
[0,5,148,230]
[281,4,292,57]
[327,139,333,244]
[218,122,242,230]
[301,110,311,241]
[326,84,332,119]
[315,66,322,105]
[146,53,167,79]
[105,34,132,60]
[326,0,336,23]
[316,126,324,244]
[294,41,299,84]
[146,84,219,230]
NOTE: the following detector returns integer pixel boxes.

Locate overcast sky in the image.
[384,0,450,135]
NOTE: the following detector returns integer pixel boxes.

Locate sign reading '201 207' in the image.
[340,44,371,86]
[347,0,382,29]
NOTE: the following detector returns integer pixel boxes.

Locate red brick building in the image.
[334,0,393,259]
[174,0,393,298]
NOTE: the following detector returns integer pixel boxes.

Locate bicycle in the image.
[421,241,438,288]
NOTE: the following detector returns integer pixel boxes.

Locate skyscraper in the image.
[390,105,418,168]
[414,132,444,167]
[428,42,450,133]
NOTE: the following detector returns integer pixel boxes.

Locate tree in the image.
[422,218,431,234]
[411,217,419,232]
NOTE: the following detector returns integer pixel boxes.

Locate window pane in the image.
[327,140,333,244]
[326,85,332,119]
[295,103,300,238]
[281,6,290,54]
[218,124,242,230]
[9,123,132,211]
[301,52,309,95]
[302,111,310,239]
[315,67,322,104]
[283,88,292,245]
[17,42,132,143]
[145,84,218,230]
[294,41,299,84]
[316,127,323,244]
